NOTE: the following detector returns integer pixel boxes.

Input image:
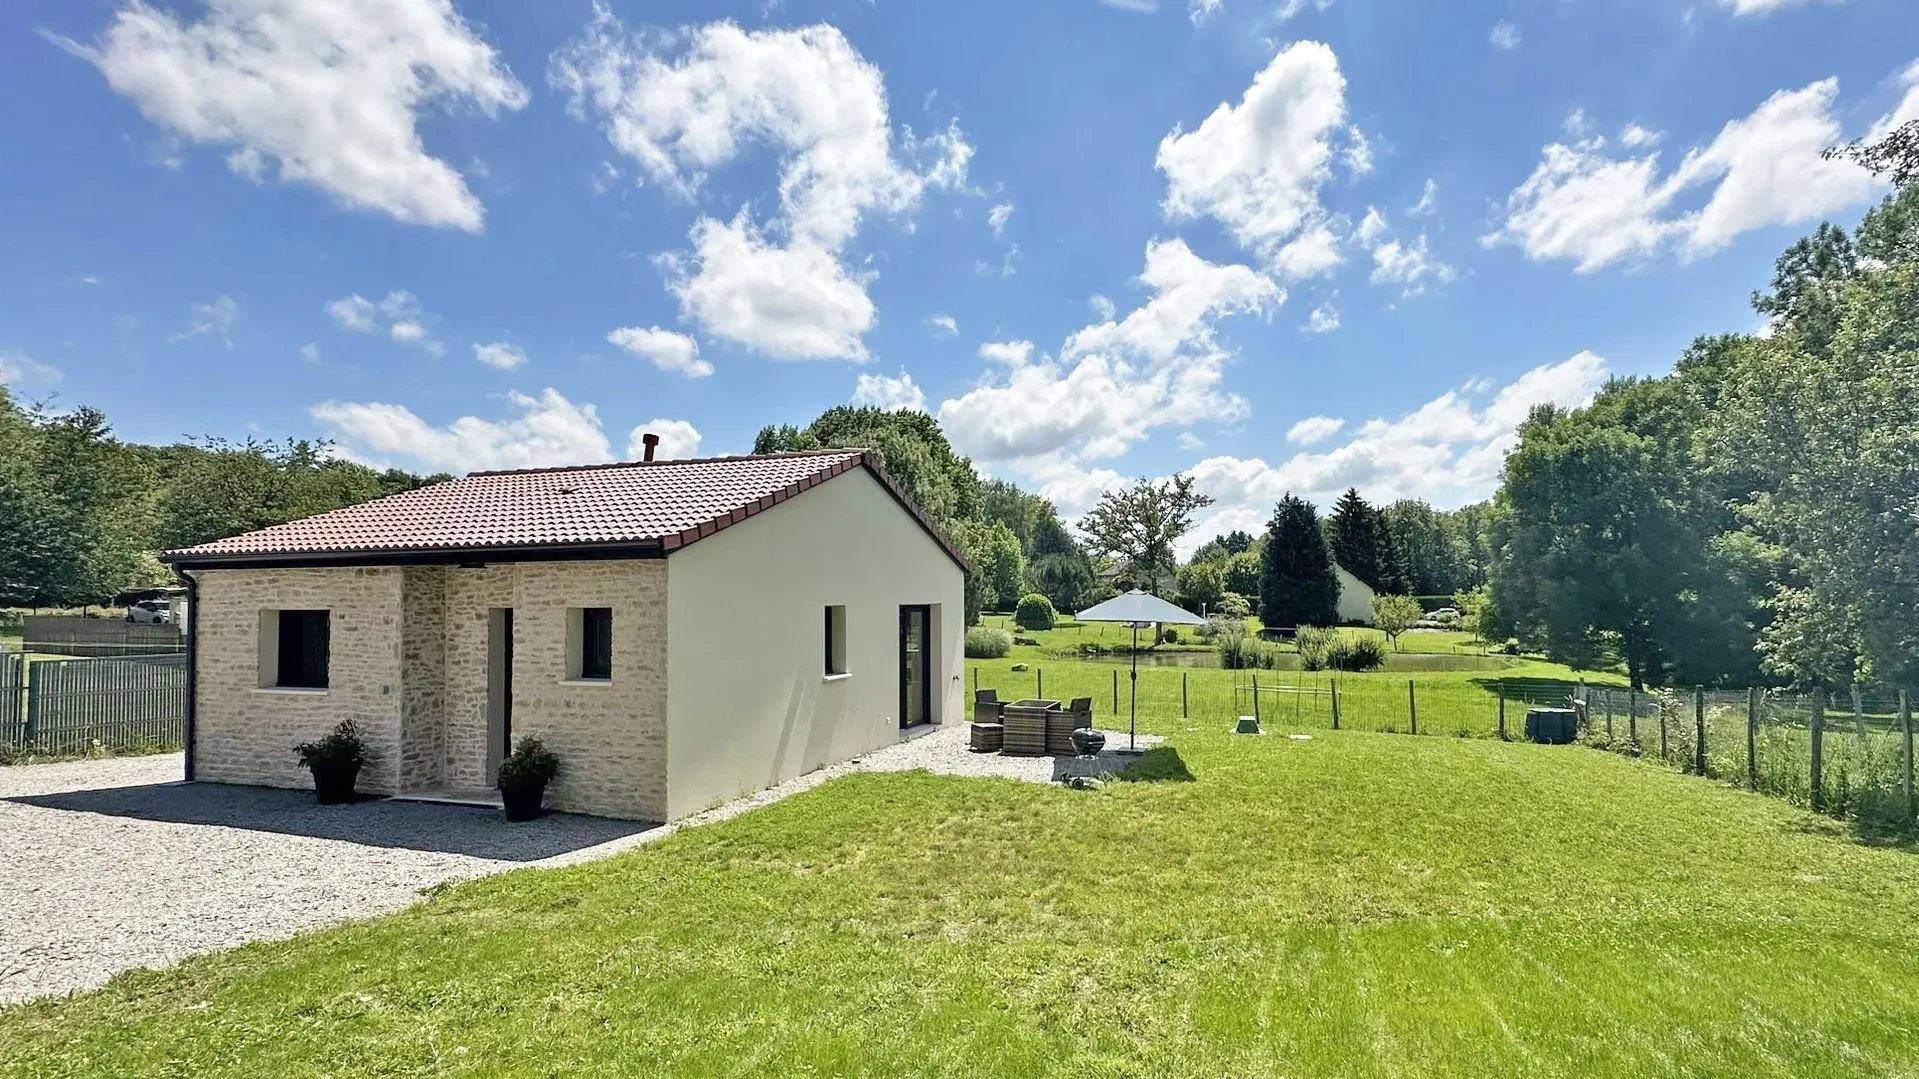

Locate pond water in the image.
[1050,649,1518,673]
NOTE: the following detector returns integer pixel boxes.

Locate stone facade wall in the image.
[442,567,513,791]
[191,559,669,820]
[501,560,668,820]
[191,567,404,792]
[397,566,447,791]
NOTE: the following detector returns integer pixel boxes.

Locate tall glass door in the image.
[899,605,930,729]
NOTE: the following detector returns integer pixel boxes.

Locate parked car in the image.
[126,600,173,625]
[1430,607,1462,624]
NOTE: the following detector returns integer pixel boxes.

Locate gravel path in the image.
[1,725,1154,1005]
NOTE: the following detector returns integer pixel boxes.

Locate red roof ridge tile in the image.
[465,447,867,479]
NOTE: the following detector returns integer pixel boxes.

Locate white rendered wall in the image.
[664,468,965,818]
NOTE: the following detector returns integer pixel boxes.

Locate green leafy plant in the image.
[294,720,366,773]
[1013,593,1057,632]
[1330,637,1386,672]
[1295,626,1338,671]
[965,626,1013,659]
[498,736,561,795]
[1160,627,1180,644]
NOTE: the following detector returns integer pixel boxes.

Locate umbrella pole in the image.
[1130,623,1139,751]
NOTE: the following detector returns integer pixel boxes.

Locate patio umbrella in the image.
[1075,590,1208,752]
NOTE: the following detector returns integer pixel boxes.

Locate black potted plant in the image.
[294,720,366,804]
[498,736,561,822]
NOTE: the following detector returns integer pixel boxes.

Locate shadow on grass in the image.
[1114,746,1195,784]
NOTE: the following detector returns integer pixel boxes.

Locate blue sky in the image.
[1,0,1913,545]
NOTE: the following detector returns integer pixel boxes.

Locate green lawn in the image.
[6,726,1919,1077]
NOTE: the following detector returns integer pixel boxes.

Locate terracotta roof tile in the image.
[163,450,969,571]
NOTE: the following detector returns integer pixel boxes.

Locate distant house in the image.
[1334,564,1376,625]
[162,448,967,822]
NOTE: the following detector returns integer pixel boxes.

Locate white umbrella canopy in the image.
[1075,590,1208,751]
[1076,589,1208,627]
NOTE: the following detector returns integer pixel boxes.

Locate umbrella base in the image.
[1114,746,1148,757]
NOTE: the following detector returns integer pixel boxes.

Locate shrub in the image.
[965,626,1013,658]
[1330,636,1386,672]
[1194,619,1221,639]
[1214,621,1264,670]
[1295,626,1337,671]
[1160,627,1180,644]
[1013,593,1057,632]
[1216,592,1251,620]
[294,720,366,773]
[498,736,561,794]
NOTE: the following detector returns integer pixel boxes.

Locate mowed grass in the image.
[7,728,1919,1077]
[969,646,1627,741]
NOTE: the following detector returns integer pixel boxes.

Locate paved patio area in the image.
[1,724,1155,1005]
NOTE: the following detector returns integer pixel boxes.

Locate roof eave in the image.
[160,539,668,570]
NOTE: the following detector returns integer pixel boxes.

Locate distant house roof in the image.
[162,449,968,571]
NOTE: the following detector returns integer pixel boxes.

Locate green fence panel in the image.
[20,653,186,757]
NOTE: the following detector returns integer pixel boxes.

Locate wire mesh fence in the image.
[968,661,1916,835]
[1581,684,1917,834]
[968,664,1584,741]
[1,652,186,759]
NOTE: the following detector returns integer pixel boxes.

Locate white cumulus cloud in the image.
[0,350,62,386]
[1157,40,1354,268]
[311,388,616,473]
[928,314,958,336]
[626,418,701,460]
[851,369,927,412]
[172,295,238,347]
[472,342,526,370]
[938,238,1278,471]
[553,13,970,362]
[607,326,713,379]
[59,0,526,231]
[1286,415,1345,444]
[1488,71,1915,271]
[1303,303,1340,334]
[1179,352,1611,551]
[1490,21,1521,49]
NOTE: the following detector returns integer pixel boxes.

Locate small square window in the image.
[568,607,613,681]
[824,605,847,676]
[275,610,329,689]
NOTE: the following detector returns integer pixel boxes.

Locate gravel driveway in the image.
[1,724,1155,1006]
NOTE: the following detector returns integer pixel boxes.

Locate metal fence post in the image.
[1811,687,1827,812]
[1746,687,1759,790]
[1693,686,1707,776]
[1900,689,1913,825]
[1182,671,1188,718]
[1036,667,1043,700]
[1497,680,1506,740]
[1252,672,1261,724]
[1408,679,1418,736]
[1659,696,1669,762]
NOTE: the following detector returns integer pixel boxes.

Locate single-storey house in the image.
[1334,564,1376,625]
[161,447,967,821]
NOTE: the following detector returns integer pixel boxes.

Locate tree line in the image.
[1487,169,1919,691]
[0,389,445,607]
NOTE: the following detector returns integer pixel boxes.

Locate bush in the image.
[1295,626,1337,671]
[1160,627,1179,644]
[1214,621,1260,669]
[1013,593,1057,632]
[1330,637,1386,672]
[294,720,366,773]
[1216,592,1251,620]
[965,626,1013,658]
[498,736,561,794]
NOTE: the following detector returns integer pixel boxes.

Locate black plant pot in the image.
[311,762,361,805]
[1071,728,1107,756]
[501,784,547,823]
